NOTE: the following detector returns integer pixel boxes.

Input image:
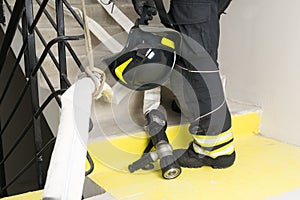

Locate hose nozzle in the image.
[128,140,181,179]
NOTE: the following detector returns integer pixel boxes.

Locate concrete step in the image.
[33,3,82,28]
[34,2,124,36]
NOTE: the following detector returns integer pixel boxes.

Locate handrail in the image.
[32,35,84,76]
[0,0,97,196]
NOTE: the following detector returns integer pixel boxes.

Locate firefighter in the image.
[131,0,235,168]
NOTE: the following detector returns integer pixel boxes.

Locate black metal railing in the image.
[0,0,91,197]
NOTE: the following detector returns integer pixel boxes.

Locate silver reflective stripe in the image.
[193,141,235,159]
[193,131,233,147]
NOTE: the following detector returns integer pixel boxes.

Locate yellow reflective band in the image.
[115,58,133,84]
[194,129,232,140]
[193,141,235,159]
[193,129,233,147]
[161,37,175,49]
[209,141,234,155]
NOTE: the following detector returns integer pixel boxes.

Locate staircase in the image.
[0,0,150,199]
[36,0,141,135]
[2,0,300,200]
[0,0,264,199]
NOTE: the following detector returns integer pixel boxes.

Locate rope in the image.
[80,0,105,98]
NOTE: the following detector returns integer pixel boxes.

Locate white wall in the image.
[219,0,300,146]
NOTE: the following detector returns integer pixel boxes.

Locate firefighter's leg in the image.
[171,66,235,168]
[169,0,235,168]
[169,0,221,65]
[169,0,221,113]
[172,67,235,168]
[175,102,235,169]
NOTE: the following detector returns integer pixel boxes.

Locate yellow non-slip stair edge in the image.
[231,111,262,136]
[87,136,300,200]
[0,112,261,200]
[88,111,262,158]
[86,111,300,200]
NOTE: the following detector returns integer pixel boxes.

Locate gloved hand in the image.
[132,0,157,21]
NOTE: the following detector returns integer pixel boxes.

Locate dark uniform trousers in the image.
[168,0,234,157]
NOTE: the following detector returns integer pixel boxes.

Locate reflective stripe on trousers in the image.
[192,129,234,158]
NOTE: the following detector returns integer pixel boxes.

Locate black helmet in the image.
[107,26,181,91]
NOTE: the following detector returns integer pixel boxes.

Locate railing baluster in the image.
[0,0,92,196]
[62,0,84,28]
[35,0,85,72]
[0,0,5,24]
[29,0,50,34]
[23,0,44,188]
[56,0,68,89]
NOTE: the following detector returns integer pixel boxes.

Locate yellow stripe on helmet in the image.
[115,58,133,84]
[161,37,175,49]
